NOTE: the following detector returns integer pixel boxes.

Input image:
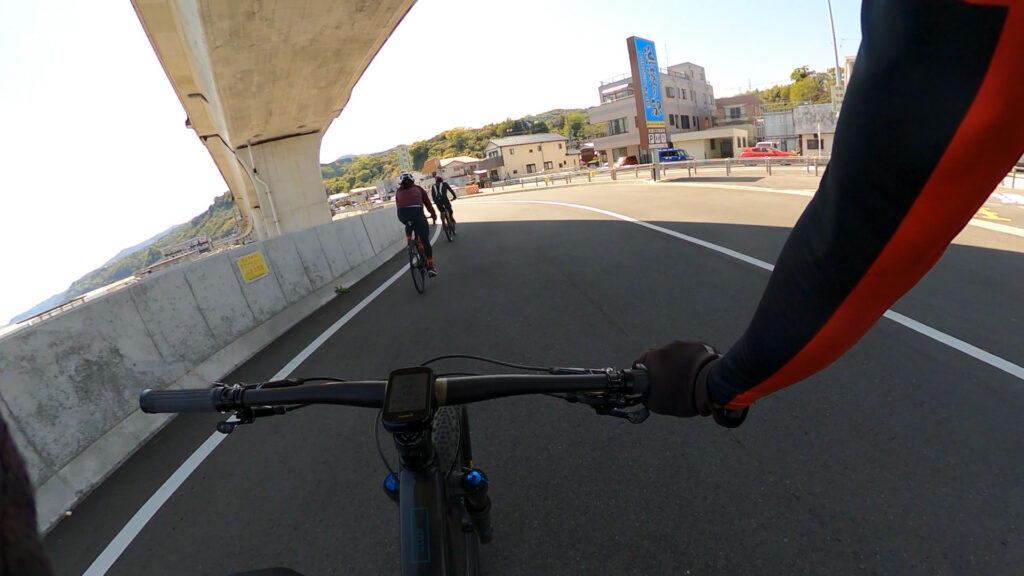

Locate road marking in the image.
[85,226,441,575]
[476,199,1024,382]
[662,181,1024,238]
[975,207,1011,222]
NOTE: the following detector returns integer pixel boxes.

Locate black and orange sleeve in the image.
[707,0,1024,410]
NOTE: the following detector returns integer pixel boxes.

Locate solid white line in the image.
[476,199,1024,382]
[85,226,441,575]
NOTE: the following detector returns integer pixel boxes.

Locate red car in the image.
[614,155,639,168]
[739,146,797,165]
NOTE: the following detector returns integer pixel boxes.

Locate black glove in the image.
[633,340,748,427]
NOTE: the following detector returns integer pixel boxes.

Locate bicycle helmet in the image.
[399,172,414,185]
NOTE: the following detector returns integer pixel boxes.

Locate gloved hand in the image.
[633,340,748,427]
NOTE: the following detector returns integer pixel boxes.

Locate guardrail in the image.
[487,156,833,191]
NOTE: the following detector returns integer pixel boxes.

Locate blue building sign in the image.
[627,36,667,150]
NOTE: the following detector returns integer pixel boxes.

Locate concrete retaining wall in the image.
[0,208,404,532]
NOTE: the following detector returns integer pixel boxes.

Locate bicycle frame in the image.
[394,419,478,575]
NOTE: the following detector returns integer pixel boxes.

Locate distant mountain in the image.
[9,293,68,325]
[104,226,176,265]
[7,192,241,327]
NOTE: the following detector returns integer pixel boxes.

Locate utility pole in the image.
[827,0,843,88]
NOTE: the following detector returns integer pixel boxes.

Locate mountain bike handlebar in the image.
[140,369,649,415]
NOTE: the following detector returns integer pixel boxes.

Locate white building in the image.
[482,133,576,180]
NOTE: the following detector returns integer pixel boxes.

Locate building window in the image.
[529,148,533,153]
[487,150,499,158]
[544,161,553,170]
[729,107,742,119]
[526,164,537,173]
[558,143,563,149]
[681,90,687,100]
[537,144,542,151]
[612,147,627,160]
[509,147,515,155]
[669,114,675,127]
[680,115,690,129]
[666,86,677,98]
[608,117,628,135]
[711,139,716,150]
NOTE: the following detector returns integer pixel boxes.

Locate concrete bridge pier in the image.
[236,133,332,237]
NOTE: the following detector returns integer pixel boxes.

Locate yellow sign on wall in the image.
[236,252,269,283]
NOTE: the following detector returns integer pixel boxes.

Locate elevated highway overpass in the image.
[131,0,415,239]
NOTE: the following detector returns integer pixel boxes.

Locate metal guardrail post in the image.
[726,158,731,176]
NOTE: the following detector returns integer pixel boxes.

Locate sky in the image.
[0,0,862,326]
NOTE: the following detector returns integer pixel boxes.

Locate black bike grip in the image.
[140,388,219,413]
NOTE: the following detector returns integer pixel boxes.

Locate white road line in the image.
[477,199,1024,382]
[85,226,441,575]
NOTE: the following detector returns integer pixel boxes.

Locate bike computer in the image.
[382,367,435,433]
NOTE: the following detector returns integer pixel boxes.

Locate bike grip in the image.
[629,368,650,397]
[140,388,219,413]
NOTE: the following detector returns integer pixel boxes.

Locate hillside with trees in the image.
[10,192,241,324]
[748,66,838,108]
[322,108,604,196]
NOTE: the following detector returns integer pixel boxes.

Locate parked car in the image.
[614,155,639,168]
[658,147,692,162]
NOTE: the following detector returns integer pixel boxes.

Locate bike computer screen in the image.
[382,367,435,432]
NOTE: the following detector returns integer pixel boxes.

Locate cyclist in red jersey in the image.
[395,172,439,277]
[637,0,1024,426]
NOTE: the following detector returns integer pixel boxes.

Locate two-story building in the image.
[588,61,748,161]
[482,133,576,181]
[714,94,765,149]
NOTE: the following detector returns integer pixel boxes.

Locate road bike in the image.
[140,355,650,576]
[439,204,456,242]
[405,223,429,294]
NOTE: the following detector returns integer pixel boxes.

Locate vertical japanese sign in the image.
[627,36,667,150]
[396,144,413,172]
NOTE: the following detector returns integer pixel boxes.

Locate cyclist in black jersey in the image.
[637,0,1024,427]
[430,175,457,223]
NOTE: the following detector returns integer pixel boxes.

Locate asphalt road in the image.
[46,180,1024,575]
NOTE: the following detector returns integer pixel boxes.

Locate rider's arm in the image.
[420,188,437,219]
[705,0,1024,410]
[446,182,457,200]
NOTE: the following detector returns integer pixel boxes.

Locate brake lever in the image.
[216,405,287,434]
[594,405,650,424]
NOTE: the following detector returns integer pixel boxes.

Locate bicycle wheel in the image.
[408,242,425,294]
[434,406,481,575]
[433,406,461,476]
[443,211,454,242]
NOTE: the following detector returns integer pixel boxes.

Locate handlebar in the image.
[140,369,648,415]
